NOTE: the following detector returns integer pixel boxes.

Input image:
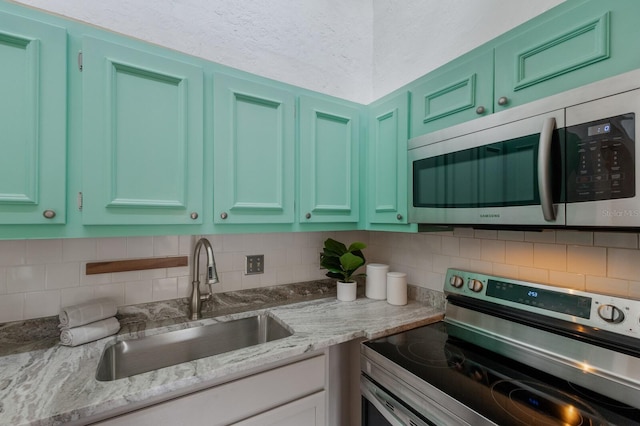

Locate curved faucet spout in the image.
[190,237,219,320]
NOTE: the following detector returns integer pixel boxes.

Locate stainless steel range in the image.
[361,269,640,425]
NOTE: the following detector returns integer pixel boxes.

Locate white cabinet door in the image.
[232,391,326,426]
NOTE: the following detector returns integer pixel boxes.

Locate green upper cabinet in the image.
[81,36,204,225]
[213,74,295,224]
[299,96,360,224]
[410,51,494,137]
[367,92,409,225]
[494,0,640,111]
[0,11,66,225]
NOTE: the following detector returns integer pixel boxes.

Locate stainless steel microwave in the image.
[408,70,640,228]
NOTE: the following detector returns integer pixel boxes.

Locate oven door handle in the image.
[538,116,557,222]
[361,376,430,426]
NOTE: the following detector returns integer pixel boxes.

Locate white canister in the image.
[387,272,407,306]
[366,263,389,300]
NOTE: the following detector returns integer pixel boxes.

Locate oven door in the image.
[361,375,433,426]
[408,110,565,227]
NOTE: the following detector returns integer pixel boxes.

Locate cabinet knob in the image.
[305,212,311,219]
[475,106,485,115]
[220,212,228,220]
[190,212,199,220]
[43,210,56,219]
[497,96,509,106]
[396,214,403,221]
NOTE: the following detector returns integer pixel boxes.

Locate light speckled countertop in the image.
[0,281,444,426]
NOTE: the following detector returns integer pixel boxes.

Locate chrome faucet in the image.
[189,237,219,320]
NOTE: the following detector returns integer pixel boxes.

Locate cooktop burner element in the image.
[361,269,640,426]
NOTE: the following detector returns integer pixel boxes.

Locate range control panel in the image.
[445,268,640,338]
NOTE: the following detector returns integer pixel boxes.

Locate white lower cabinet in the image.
[92,354,325,426]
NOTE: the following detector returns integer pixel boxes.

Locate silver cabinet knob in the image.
[220,212,228,220]
[475,106,485,115]
[497,96,509,106]
[396,214,403,221]
[190,212,198,220]
[43,210,56,219]
[305,212,311,219]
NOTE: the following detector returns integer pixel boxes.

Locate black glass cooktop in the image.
[364,322,640,425]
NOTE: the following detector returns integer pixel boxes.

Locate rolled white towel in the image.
[59,298,118,328]
[60,317,121,347]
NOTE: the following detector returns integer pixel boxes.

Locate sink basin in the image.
[95,314,292,381]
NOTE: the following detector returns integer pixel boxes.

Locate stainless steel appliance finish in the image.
[361,269,640,425]
[408,68,640,229]
[96,314,292,381]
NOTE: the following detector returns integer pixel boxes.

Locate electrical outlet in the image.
[246,254,264,275]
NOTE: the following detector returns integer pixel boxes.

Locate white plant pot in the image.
[337,281,357,302]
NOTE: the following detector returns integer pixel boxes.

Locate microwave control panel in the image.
[566,112,635,202]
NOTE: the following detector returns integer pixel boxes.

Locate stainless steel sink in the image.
[95,314,292,381]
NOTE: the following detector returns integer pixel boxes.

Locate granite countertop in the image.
[0,280,444,426]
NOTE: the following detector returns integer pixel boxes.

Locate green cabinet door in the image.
[495,0,640,111]
[82,36,204,225]
[367,93,409,225]
[410,51,493,137]
[213,74,295,224]
[299,96,360,223]
[0,11,66,224]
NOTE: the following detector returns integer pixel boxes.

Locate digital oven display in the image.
[486,280,592,319]
[587,122,611,136]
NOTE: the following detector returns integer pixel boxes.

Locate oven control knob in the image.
[597,304,625,324]
[468,279,483,293]
[449,275,464,288]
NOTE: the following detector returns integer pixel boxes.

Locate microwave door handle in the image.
[538,117,557,221]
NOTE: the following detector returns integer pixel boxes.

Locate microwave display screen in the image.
[587,123,611,136]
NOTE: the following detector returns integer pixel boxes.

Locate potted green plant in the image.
[320,238,366,301]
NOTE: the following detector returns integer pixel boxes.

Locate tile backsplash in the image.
[2,228,640,323]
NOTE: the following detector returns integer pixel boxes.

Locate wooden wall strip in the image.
[86,256,188,275]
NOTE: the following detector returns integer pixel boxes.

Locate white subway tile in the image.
[80,265,112,286]
[166,266,189,279]
[0,240,26,266]
[497,231,524,241]
[421,234,442,254]
[468,259,493,275]
[505,241,534,267]
[126,237,154,258]
[139,268,168,280]
[422,272,445,291]
[449,257,471,271]
[518,267,549,283]
[556,231,593,246]
[111,270,141,283]
[524,231,556,244]
[474,229,497,240]
[629,281,640,299]
[97,238,127,260]
[179,235,194,255]
[124,280,152,305]
[62,239,97,262]
[548,271,585,290]
[453,228,474,238]
[275,269,295,286]
[586,275,629,297]
[152,277,178,301]
[153,236,180,256]
[7,265,45,293]
[533,243,566,271]
[0,294,24,322]
[567,246,607,276]
[45,263,80,290]
[61,286,96,307]
[177,276,191,298]
[94,283,125,305]
[481,240,506,263]
[594,232,638,249]
[492,264,519,279]
[24,290,61,319]
[441,237,459,256]
[459,238,481,260]
[26,239,62,264]
[0,267,6,294]
[607,248,640,281]
[432,254,451,274]
[223,234,249,252]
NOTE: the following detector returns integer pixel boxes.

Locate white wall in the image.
[372,0,565,99]
[13,0,564,103]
